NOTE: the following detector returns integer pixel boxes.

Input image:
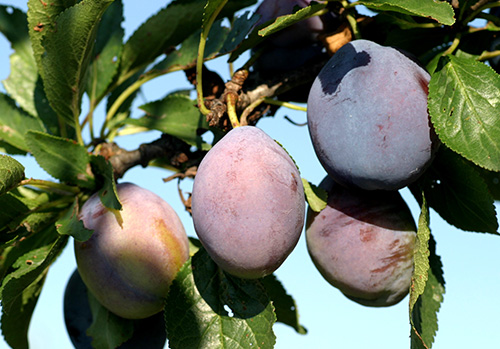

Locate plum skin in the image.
[306,176,416,307]
[74,182,189,320]
[191,126,305,279]
[307,39,440,191]
[63,269,167,349]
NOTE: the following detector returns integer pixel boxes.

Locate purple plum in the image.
[306,176,417,306]
[191,126,305,279]
[307,39,440,191]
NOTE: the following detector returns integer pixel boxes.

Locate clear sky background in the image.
[0,1,499,349]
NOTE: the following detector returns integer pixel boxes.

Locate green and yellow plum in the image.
[191,126,305,279]
[74,182,189,320]
[306,176,416,307]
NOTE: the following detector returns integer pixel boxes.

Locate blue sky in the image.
[0,1,499,348]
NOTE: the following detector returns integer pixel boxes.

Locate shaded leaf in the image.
[301,178,327,213]
[356,0,455,26]
[165,248,276,348]
[0,93,46,153]
[87,290,134,349]
[0,187,53,238]
[0,270,46,349]
[261,274,307,334]
[40,0,114,128]
[25,131,95,188]
[478,169,500,201]
[0,155,25,196]
[410,147,498,234]
[86,0,124,103]
[428,55,500,171]
[55,197,93,242]
[411,234,445,349]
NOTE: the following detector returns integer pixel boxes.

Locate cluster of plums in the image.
[65,0,441,343]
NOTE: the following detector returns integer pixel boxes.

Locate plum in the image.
[191,126,305,279]
[63,269,167,349]
[307,39,440,191]
[255,0,337,47]
[74,182,189,320]
[306,176,417,307]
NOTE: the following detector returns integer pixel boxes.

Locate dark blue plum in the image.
[307,39,439,191]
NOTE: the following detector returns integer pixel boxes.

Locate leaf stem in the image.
[442,35,461,56]
[100,73,155,139]
[197,0,229,115]
[19,178,81,195]
[263,98,307,112]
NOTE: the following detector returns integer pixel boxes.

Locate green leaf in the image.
[0,221,59,282]
[39,0,114,128]
[0,155,25,196]
[55,197,93,242]
[261,274,307,335]
[165,248,277,348]
[411,234,445,349]
[0,236,67,315]
[2,4,61,136]
[27,0,77,75]
[86,0,124,103]
[89,155,122,211]
[25,131,95,188]
[125,94,208,147]
[428,55,500,172]
[87,290,134,348]
[151,19,231,74]
[410,147,498,234]
[118,0,255,79]
[301,178,327,213]
[0,93,46,153]
[355,0,455,26]
[409,195,431,312]
[257,1,327,38]
[0,270,46,349]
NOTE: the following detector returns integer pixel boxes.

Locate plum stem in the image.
[226,93,241,128]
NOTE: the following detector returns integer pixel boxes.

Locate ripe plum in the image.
[191,126,305,279]
[306,176,417,307]
[307,39,439,190]
[74,182,189,319]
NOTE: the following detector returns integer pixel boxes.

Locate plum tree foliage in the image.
[0,0,499,348]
